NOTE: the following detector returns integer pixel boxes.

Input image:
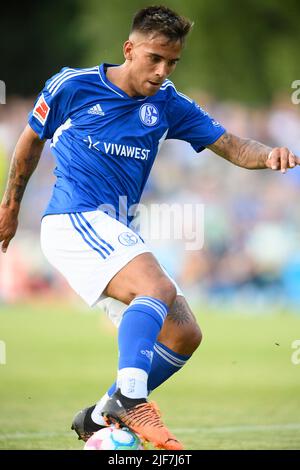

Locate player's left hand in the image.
[266,147,300,173]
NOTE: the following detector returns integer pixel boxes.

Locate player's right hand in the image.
[0,206,18,253]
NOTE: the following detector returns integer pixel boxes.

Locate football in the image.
[83,426,145,450]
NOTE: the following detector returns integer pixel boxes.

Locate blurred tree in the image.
[1,0,300,104]
[74,0,300,104]
[0,1,85,96]
[183,0,300,104]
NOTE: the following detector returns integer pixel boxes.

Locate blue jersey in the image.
[28,64,226,225]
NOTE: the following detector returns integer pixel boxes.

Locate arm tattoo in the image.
[167,297,195,326]
[2,135,44,209]
[207,132,272,169]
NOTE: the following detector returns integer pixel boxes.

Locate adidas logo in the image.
[141,350,153,361]
[88,104,105,116]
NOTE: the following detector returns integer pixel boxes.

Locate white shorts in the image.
[41,210,183,326]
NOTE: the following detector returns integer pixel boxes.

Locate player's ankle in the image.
[117,367,148,399]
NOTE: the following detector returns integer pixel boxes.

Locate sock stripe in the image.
[153,345,183,368]
[135,301,165,324]
[133,296,167,309]
[137,298,167,319]
[154,343,188,366]
[132,295,168,309]
[131,296,168,316]
[130,298,168,324]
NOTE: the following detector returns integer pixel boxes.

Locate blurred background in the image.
[1,0,300,312]
[1,0,300,451]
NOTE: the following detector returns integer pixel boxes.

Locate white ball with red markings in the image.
[84,426,145,450]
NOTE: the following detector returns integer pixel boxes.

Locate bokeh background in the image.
[1,0,300,310]
[0,0,300,450]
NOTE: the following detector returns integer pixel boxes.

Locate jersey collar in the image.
[98,63,148,101]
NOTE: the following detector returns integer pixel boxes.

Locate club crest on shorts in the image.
[118,232,139,246]
[139,104,159,126]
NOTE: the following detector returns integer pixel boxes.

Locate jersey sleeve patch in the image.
[32,93,50,125]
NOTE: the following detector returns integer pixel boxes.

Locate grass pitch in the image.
[0,301,299,450]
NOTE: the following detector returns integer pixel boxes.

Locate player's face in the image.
[124,33,182,96]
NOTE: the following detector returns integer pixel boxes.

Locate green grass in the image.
[0,301,300,449]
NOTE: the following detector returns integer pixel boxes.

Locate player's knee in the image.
[135,277,177,308]
[175,321,202,356]
[180,323,202,354]
[158,278,177,306]
[190,323,203,350]
[159,323,202,356]
[153,278,177,307]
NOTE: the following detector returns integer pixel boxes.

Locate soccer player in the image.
[0,5,299,450]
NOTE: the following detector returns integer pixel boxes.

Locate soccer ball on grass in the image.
[84,426,145,450]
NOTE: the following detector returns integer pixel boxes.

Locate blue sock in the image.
[117,296,168,397]
[148,342,191,392]
[107,341,191,397]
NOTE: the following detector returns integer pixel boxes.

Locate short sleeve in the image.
[28,68,74,140]
[166,92,226,153]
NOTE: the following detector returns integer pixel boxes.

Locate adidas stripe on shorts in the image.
[41,210,183,327]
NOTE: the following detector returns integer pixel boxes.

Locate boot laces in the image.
[121,401,164,429]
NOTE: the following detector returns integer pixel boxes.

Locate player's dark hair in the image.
[131,5,193,44]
